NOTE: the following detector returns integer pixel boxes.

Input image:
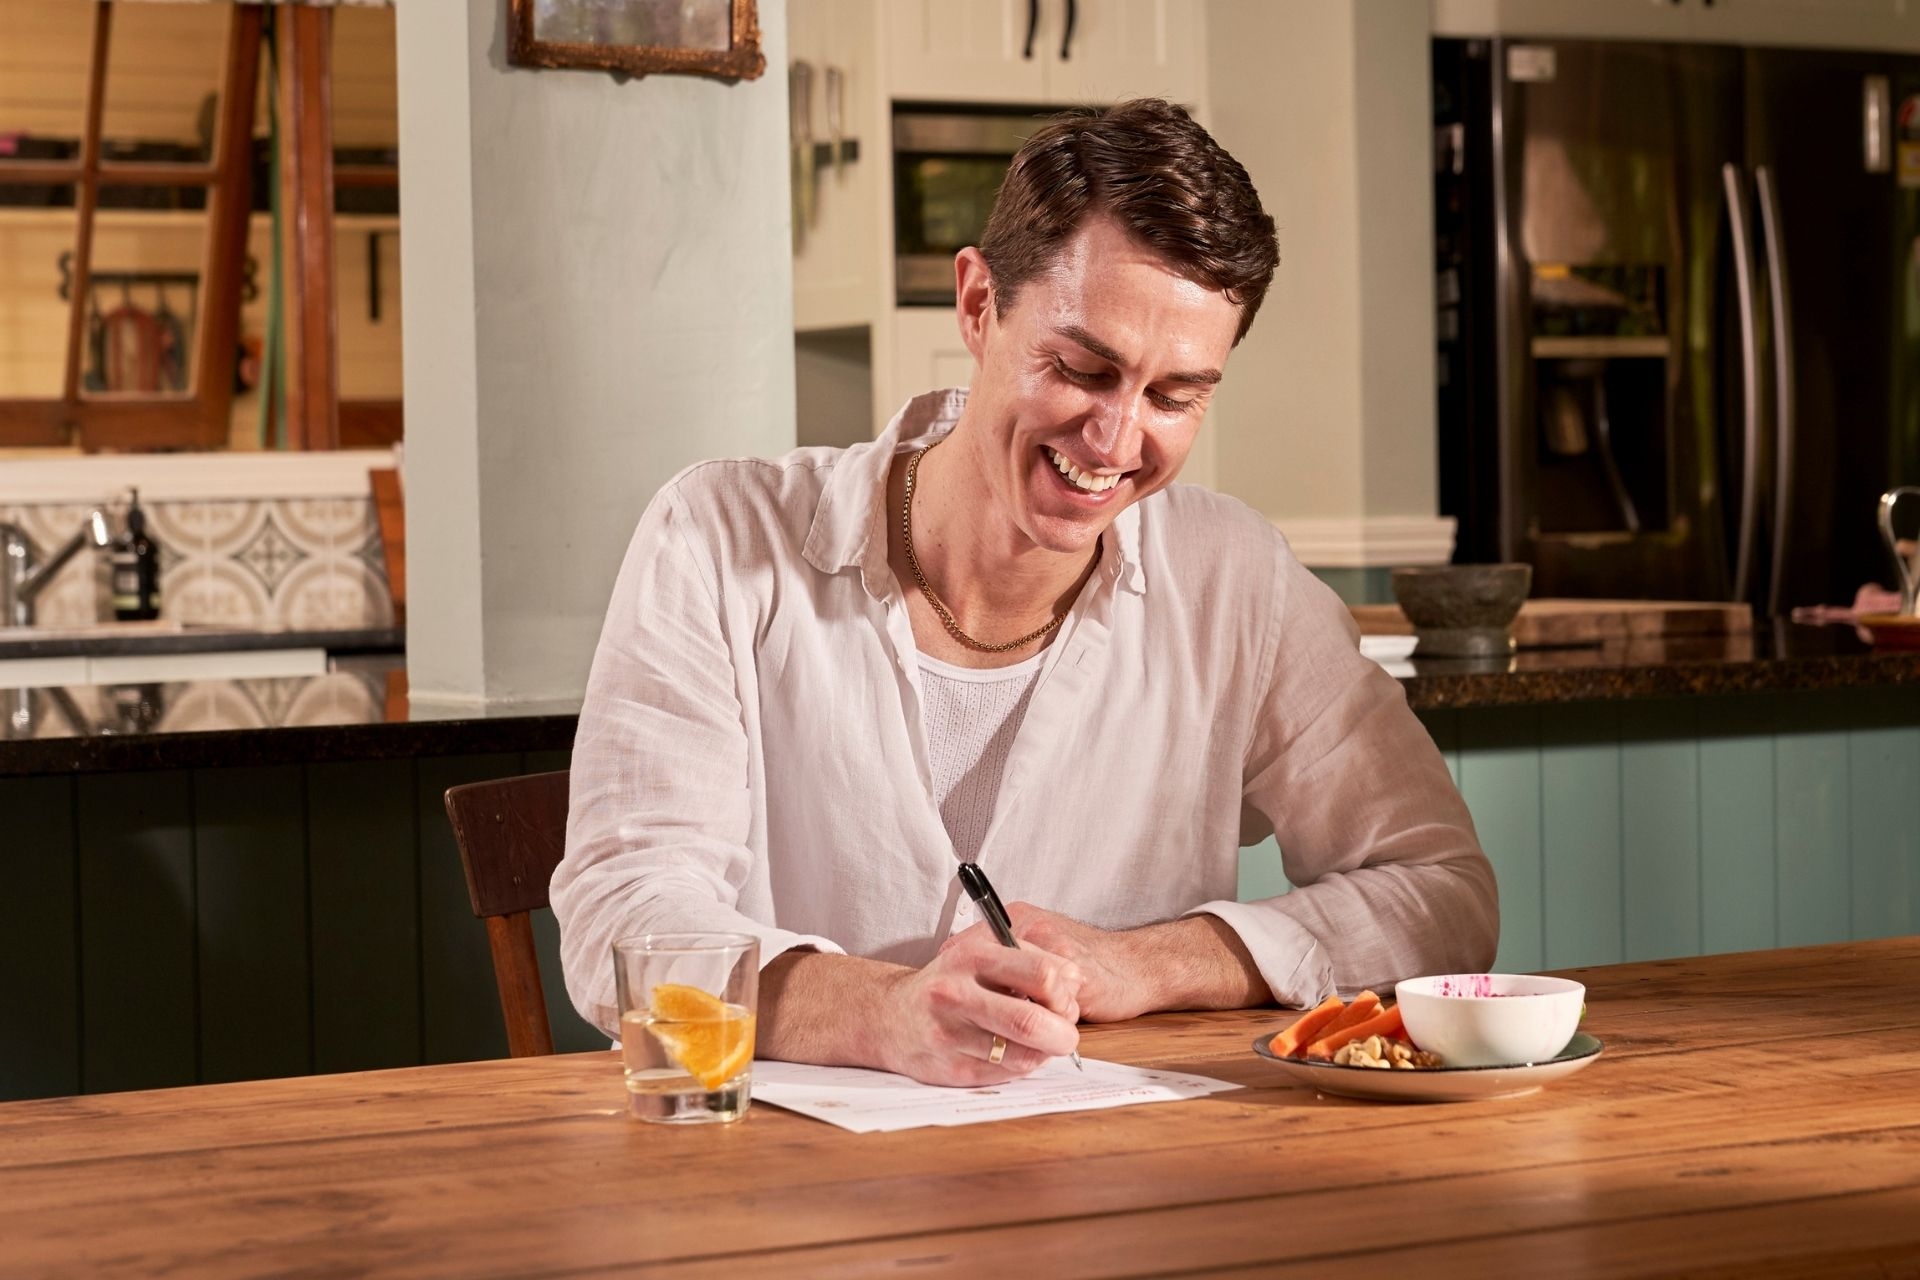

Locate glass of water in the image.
[613,933,759,1124]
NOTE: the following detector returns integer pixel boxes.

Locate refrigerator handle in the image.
[1756,165,1796,619]
[1722,162,1763,605]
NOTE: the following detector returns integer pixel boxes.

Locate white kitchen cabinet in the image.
[1044,0,1206,106]
[886,307,974,422]
[886,0,1203,106]
[887,0,1048,103]
[1433,0,1920,51]
[790,0,888,331]
[1686,0,1920,53]
[1431,0,1695,42]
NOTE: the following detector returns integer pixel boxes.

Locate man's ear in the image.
[954,247,995,363]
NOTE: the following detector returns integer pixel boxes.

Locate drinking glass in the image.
[613,932,759,1124]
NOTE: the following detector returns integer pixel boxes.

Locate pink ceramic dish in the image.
[1395,973,1585,1067]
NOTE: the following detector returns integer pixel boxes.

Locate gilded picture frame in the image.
[507,0,765,82]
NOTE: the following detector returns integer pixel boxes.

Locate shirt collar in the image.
[802,388,1145,597]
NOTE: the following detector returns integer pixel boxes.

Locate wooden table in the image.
[4,940,1918,1278]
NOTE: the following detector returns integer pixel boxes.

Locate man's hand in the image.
[944,903,1154,1021]
[757,940,1083,1087]
[944,905,1270,1021]
[873,932,1084,1085]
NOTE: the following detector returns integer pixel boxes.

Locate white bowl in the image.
[1394,973,1585,1067]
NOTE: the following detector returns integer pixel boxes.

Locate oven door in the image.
[893,111,1041,306]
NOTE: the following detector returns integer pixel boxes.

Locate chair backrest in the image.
[443,770,570,1057]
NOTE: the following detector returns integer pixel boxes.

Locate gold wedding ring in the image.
[988,1034,1008,1065]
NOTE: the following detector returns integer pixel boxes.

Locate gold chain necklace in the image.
[901,444,1066,653]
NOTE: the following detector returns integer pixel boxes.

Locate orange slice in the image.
[650,982,727,1022]
[647,1012,756,1090]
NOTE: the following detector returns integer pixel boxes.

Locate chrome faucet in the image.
[0,510,114,628]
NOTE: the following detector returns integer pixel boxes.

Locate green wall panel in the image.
[0,775,79,1100]
[415,755,523,1066]
[308,760,421,1073]
[1698,696,1777,954]
[77,770,196,1094]
[194,766,311,1084]
[1236,835,1288,904]
[1847,722,1920,941]
[1539,704,1623,969]
[1619,700,1702,962]
[1456,707,1543,974]
[1417,709,1462,787]
[1774,694,1853,947]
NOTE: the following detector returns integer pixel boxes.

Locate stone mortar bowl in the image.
[1390,564,1533,658]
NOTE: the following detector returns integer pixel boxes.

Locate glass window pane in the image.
[77,207,209,398]
[100,1,232,166]
[0,186,78,396]
[0,2,94,150]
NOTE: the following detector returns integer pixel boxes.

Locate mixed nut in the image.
[1330,1034,1445,1070]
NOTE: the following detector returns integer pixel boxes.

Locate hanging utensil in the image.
[789,61,817,248]
[1878,486,1920,616]
[825,65,844,181]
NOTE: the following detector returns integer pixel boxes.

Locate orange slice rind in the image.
[645,983,754,1089]
[646,1013,756,1090]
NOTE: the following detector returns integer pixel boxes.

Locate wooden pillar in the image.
[278,5,340,450]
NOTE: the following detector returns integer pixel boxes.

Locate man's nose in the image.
[1081,392,1142,462]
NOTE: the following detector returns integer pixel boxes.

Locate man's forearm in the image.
[1121,915,1270,1014]
[757,949,910,1067]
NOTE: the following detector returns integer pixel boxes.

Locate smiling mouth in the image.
[1044,446,1127,494]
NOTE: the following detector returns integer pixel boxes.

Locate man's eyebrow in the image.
[1055,324,1222,386]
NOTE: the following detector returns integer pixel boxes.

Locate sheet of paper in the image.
[749,1057,1240,1133]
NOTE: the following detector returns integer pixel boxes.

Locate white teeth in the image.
[1047,448,1122,493]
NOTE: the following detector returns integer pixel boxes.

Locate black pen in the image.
[957,862,1084,1071]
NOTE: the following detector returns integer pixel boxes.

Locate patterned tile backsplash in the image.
[1,497,394,630]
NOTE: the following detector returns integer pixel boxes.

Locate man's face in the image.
[952,215,1242,559]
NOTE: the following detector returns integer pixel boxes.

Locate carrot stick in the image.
[1267,994,1346,1059]
[1298,990,1380,1054]
[1305,1004,1407,1060]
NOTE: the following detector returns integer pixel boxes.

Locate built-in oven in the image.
[893,105,1051,306]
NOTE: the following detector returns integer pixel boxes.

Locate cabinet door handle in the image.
[1023,0,1039,59]
[1061,0,1078,60]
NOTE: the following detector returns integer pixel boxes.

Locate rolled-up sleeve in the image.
[1191,549,1498,1008]
[551,482,841,1036]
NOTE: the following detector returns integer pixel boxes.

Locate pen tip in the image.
[1071,1052,1084,1071]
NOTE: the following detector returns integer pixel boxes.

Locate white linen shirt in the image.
[553,390,1498,1035]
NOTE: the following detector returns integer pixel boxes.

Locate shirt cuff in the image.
[1186,898,1334,1010]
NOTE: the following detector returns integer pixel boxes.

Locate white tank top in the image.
[917,649,1046,863]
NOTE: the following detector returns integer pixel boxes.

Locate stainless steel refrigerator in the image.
[1435,37,1920,614]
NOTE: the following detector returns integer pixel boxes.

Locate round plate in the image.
[1251,1031,1604,1103]
[1857,614,1920,651]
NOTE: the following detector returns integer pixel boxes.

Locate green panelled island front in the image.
[5,685,1919,1101]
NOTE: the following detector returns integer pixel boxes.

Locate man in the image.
[554,99,1497,1085]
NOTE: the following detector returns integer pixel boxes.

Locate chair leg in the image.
[486,913,556,1057]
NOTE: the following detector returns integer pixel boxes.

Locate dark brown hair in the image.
[978,98,1278,343]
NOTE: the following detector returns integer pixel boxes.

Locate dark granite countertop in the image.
[1395,623,1920,709]
[5,624,1918,776]
[0,624,404,660]
[1,658,576,775]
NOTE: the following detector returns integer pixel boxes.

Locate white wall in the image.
[1204,0,1451,566]
[397,0,796,705]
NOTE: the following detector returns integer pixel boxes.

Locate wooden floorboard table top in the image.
[2,939,1917,1278]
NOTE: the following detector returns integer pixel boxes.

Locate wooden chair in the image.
[443,770,570,1057]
